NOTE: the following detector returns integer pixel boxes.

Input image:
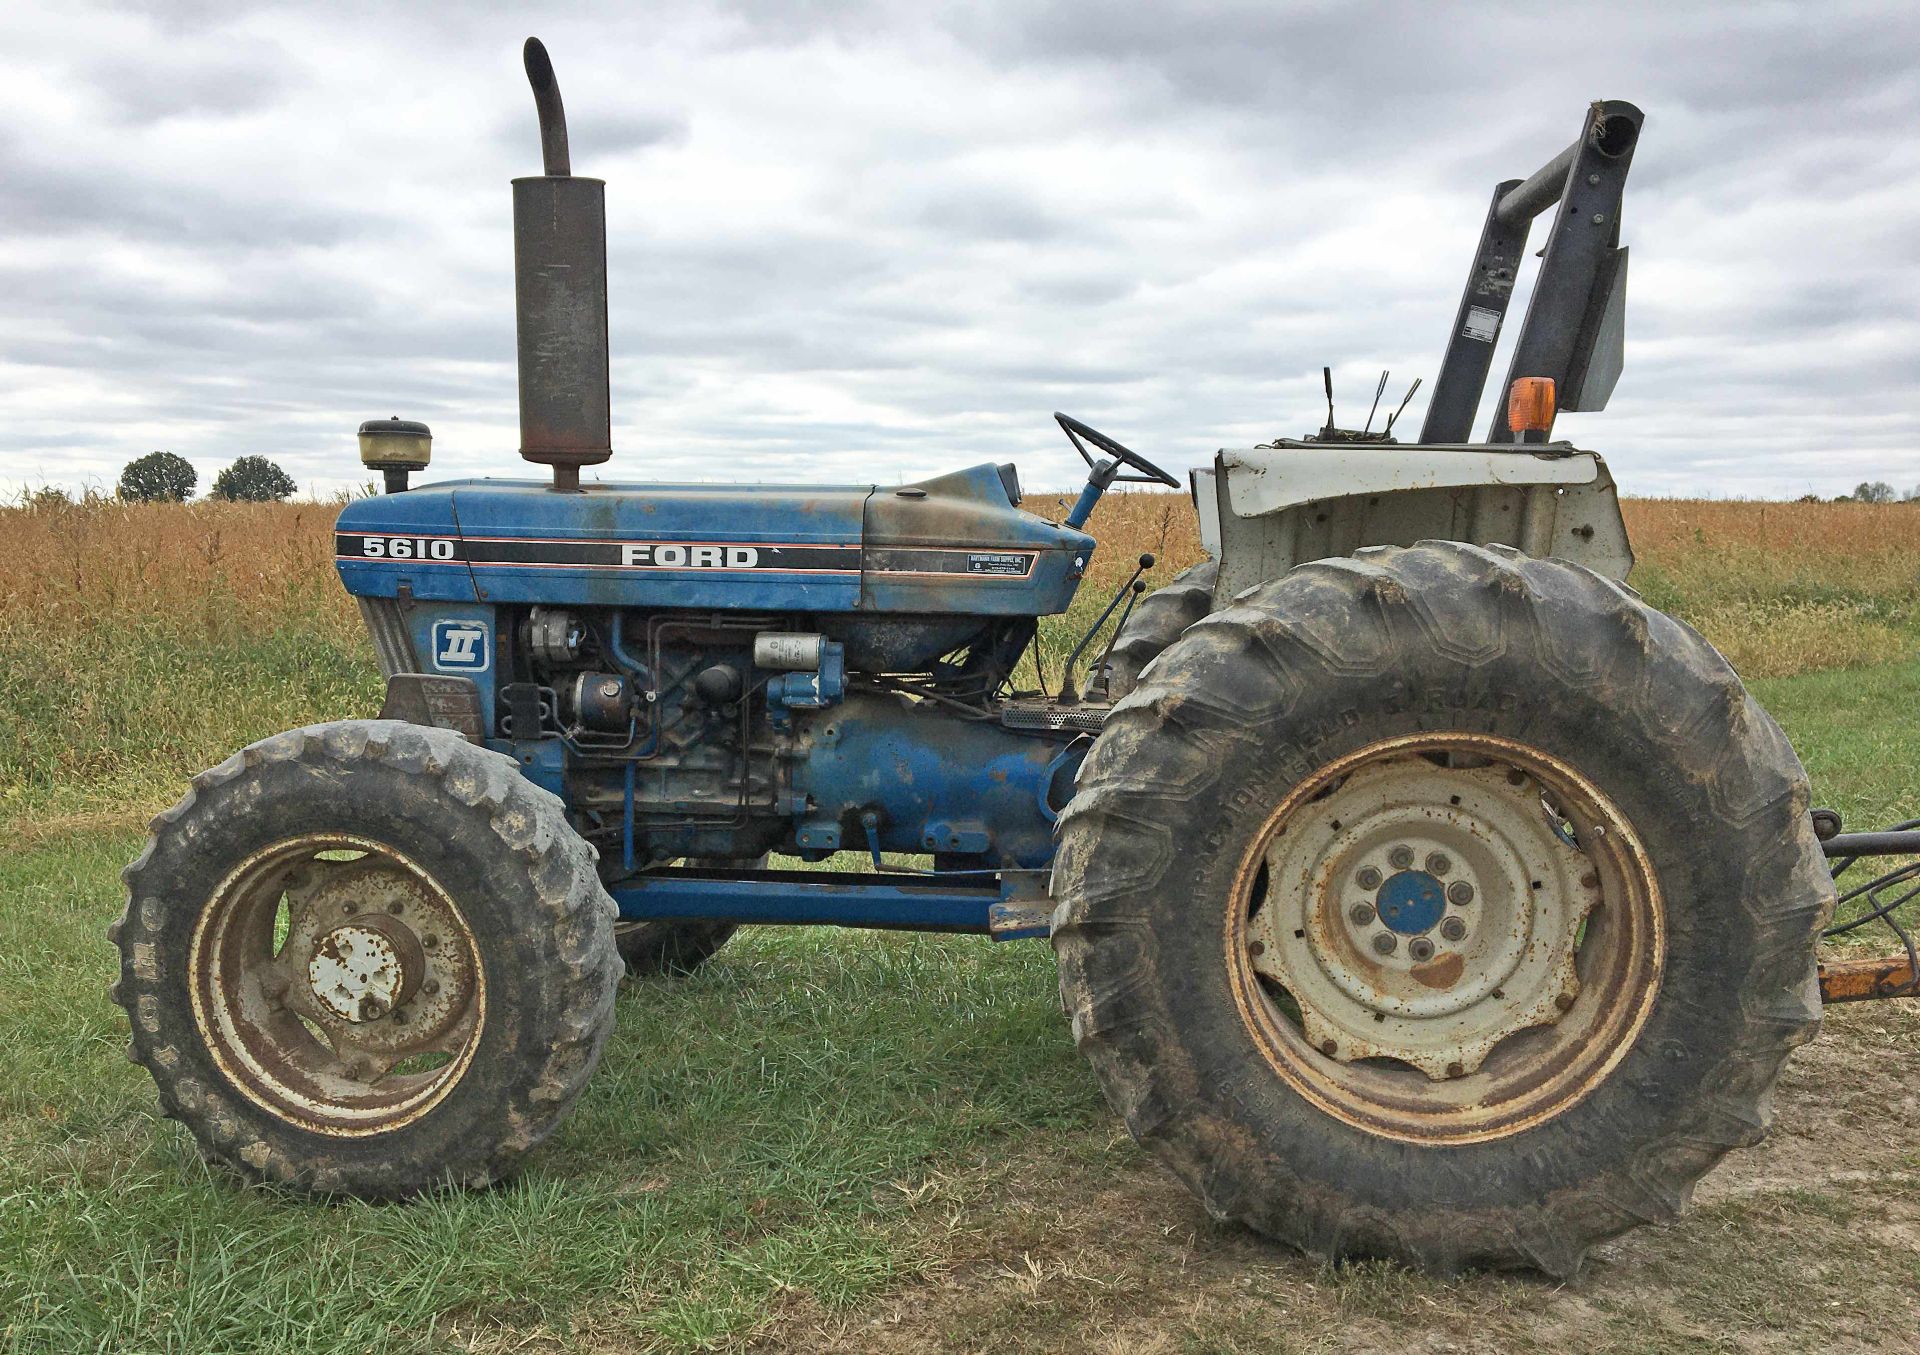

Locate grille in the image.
[999,701,1111,734]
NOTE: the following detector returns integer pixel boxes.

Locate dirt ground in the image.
[752,1001,1920,1355]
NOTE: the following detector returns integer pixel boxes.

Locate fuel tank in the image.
[335,461,1094,616]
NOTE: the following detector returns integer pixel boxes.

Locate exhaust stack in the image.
[514,37,610,492]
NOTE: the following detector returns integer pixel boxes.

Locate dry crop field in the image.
[1,490,1916,1353]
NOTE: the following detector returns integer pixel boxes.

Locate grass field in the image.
[1,491,1917,1353]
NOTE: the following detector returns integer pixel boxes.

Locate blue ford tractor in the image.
[114,40,1884,1277]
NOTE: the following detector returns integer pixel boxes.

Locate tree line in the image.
[1842,482,1920,504]
[114,451,299,503]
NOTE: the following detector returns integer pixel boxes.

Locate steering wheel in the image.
[1054,412,1181,488]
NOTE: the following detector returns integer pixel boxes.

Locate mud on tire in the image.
[1052,541,1831,1276]
[110,719,622,1199]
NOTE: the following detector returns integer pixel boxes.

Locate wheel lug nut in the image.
[1425,852,1451,876]
[1447,880,1475,906]
[1446,1061,1466,1079]
[1387,845,1414,870]
[1356,866,1382,890]
[1555,992,1576,1012]
[343,901,358,915]
[422,979,440,997]
[389,901,404,915]
[1439,917,1467,941]
[1248,940,1265,957]
[1372,932,1398,956]
[1320,1039,1339,1057]
[423,935,439,950]
[1349,903,1376,926]
[1408,937,1436,962]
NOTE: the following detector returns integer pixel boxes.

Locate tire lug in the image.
[1349,903,1376,926]
[1372,932,1397,956]
[1439,917,1467,942]
[1425,852,1451,876]
[1387,845,1414,870]
[1447,880,1475,906]
[1356,866,1382,890]
[1408,937,1435,962]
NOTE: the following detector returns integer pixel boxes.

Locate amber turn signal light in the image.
[1507,377,1556,434]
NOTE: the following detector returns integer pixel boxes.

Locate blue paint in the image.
[489,736,567,801]
[334,464,1096,618]
[765,641,845,728]
[1377,870,1447,935]
[609,869,1017,933]
[622,760,637,874]
[337,458,1119,936]
[430,619,490,673]
[402,603,499,718]
[1063,478,1106,530]
[790,696,1079,870]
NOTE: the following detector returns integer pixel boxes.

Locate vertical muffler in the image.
[514,37,610,492]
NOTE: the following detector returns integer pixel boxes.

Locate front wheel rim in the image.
[188,833,486,1137]
[1227,732,1664,1146]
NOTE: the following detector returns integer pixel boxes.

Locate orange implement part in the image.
[1818,954,1920,1004]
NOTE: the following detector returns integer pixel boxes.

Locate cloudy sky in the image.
[2,1,1915,501]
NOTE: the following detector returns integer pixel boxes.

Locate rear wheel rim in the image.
[188,833,486,1137]
[1227,732,1664,1145]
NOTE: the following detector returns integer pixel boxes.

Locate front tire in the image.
[1052,542,1830,1275]
[110,720,621,1198]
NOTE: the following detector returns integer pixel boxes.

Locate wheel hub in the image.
[1375,870,1446,935]
[307,915,424,1022]
[1248,754,1600,1080]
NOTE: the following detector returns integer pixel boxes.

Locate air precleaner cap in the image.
[358,418,433,470]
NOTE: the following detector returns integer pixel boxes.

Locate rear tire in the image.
[614,919,738,977]
[612,857,763,977]
[1099,560,1216,699]
[110,720,621,1199]
[1052,542,1829,1275]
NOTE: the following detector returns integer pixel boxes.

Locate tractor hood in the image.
[334,461,1094,616]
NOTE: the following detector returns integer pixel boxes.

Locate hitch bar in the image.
[1810,808,1920,1004]
[1819,831,1920,858]
[1811,807,1920,858]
